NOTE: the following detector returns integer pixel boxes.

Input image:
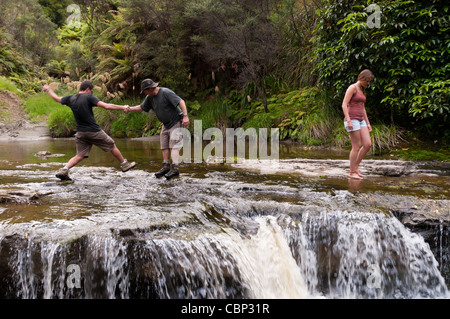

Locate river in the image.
[0,137,448,299]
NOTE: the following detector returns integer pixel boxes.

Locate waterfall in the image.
[281,211,449,298]
[0,211,448,299]
[222,216,309,299]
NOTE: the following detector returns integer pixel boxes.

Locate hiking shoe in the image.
[56,168,72,181]
[155,162,170,178]
[165,164,180,180]
[121,160,136,172]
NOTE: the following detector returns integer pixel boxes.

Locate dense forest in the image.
[0,0,448,157]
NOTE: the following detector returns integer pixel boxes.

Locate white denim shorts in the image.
[344,119,367,132]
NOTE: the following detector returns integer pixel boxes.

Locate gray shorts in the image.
[75,130,115,158]
[160,121,183,150]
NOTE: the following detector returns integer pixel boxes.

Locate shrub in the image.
[22,92,61,123]
[48,108,76,137]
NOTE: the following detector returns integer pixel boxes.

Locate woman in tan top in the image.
[341,69,374,179]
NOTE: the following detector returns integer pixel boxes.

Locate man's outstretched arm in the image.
[42,85,62,103]
[124,105,143,113]
[97,101,129,111]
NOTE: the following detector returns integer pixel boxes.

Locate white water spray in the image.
[224,216,309,298]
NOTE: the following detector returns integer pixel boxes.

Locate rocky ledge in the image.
[232,158,428,177]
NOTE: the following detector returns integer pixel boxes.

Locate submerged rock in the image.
[34,151,65,159]
[0,190,53,205]
[35,151,52,157]
[0,195,39,205]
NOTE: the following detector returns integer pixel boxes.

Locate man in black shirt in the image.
[126,79,189,179]
[43,80,136,181]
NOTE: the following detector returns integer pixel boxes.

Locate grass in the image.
[21,84,157,138]
[47,107,76,137]
[370,124,405,154]
[95,96,159,138]
[0,76,20,94]
[295,104,340,146]
[22,90,77,136]
[392,136,450,161]
[98,109,159,138]
[22,92,64,123]
[331,123,406,154]
[189,98,233,132]
[394,149,450,161]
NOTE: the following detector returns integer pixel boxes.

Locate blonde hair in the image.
[357,69,374,95]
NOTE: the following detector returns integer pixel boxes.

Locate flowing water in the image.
[0,138,448,299]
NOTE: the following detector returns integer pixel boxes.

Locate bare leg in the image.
[66,155,85,169]
[162,148,170,162]
[348,131,363,179]
[354,127,372,176]
[111,145,125,163]
[171,148,179,165]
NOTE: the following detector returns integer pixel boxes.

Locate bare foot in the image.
[356,170,364,177]
[349,172,363,180]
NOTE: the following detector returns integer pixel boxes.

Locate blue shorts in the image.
[344,120,367,132]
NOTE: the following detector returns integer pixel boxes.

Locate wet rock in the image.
[364,160,416,177]
[392,209,450,285]
[205,156,225,164]
[35,151,52,157]
[0,190,52,205]
[0,195,39,205]
[34,151,65,159]
[232,159,424,178]
[392,208,449,237]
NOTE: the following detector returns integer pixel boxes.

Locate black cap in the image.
[140,79,159,94]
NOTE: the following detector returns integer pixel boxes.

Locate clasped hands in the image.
[123,105,131,113]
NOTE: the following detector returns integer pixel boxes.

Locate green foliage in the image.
[22,92,63,123]
[314,0,450,129]
[8,74,48,96]
[394,149,450,161]
[273,89,339,145]
[0,31,28,77]
[272,0,320,88]
[188,99,233,132]
[57,24,84,44]
[44,59,67,79]
[22,89,77,137]
[1,0,59,67]
[370,124,405,154]
[121,0,193,97]
[95,107,158,138]
[194,87,344,146]
[38,0,73,26]
[1,1,60,96]
[0,28,37,82]
[186,0,280,111]
[47,107,76,137]
[0,76,20,95]
[63,39,96,80]
[91,8,140,93]
[23,85,79,137]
